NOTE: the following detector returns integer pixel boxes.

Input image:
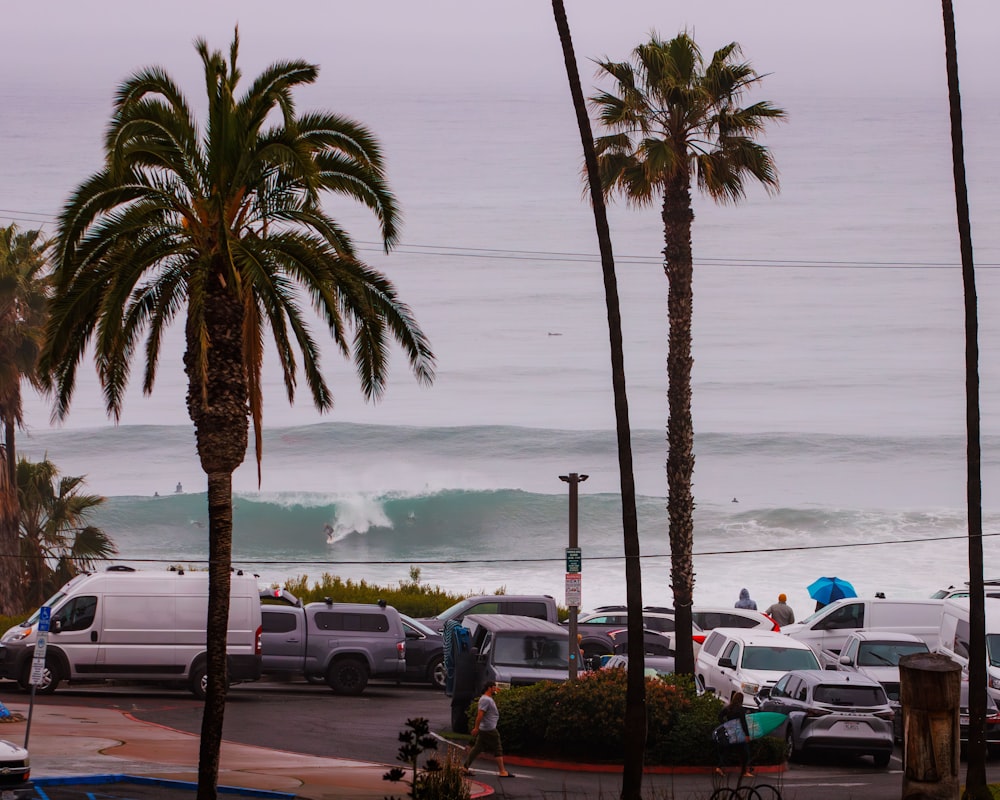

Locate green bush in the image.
[278,573,470,618]
[489,671,785,767]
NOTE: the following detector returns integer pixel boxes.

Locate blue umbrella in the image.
[807,576,858,605]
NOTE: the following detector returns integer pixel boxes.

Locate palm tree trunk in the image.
[0,444,20,616]
[940,2,987,797]
[662,176,697,676]
[550,3,645,797]
[197,471,234,800]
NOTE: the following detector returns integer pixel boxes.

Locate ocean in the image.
[4,6,1000,619]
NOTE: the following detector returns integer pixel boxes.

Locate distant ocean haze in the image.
[7,84,1000,613]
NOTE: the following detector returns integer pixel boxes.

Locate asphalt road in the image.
[5,679,1000,800]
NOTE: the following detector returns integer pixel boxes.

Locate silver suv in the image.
[261,600,406,695]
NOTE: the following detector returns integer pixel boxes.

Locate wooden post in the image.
[899,652,961,800]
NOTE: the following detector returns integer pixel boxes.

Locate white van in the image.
[782,598,945,657]
[0,567,262,697]
[937,597,1000,703]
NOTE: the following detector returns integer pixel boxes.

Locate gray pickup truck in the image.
[260,595,406,695]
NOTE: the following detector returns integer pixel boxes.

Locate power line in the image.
[0,207,994,270]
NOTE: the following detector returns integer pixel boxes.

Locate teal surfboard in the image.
[713,712,787,745]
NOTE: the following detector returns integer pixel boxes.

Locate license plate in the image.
[844,722,859,731]
[961,715,970,725]
[3,790,16,800]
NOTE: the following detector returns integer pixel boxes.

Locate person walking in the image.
[764,593,795,626]
[735,588,757,610]
[715,691,753,778]
[462,681,512,778]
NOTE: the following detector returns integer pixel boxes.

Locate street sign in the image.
[30,606,51,687]
[565,573,582,607]
[565,547,582,573]
[38,606,50,632]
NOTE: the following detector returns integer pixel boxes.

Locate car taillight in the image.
[762,614,780,631]
[397,641,406,659]
[874,710,895,721]
[255,625,262,656]
[806,708,832,717]
[692,634,706,644]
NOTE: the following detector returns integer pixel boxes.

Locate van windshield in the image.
[23,591,68,626]
[493,634,568,668]
[987,634,1000,667]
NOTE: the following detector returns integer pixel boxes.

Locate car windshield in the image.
[857,642,928,666]
[813,684,887,707]
[741,646,819,671]
[493,634,568,668]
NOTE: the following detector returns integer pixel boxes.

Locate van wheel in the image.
[428,656,447,690]
[19,658,62,694]
[190,663,208,700]
[327,658,369,695]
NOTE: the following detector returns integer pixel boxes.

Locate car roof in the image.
[782,669,884,688]
[463,614,567,634]
[709,629,811,647]
[850,631,926,643]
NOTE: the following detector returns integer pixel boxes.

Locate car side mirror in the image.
[51,619,62,634]
[718,657,736,669]
[838,654,852,666]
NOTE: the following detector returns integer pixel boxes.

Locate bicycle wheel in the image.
[710,789,739,800]
[735,787,762,800]
[751,783,782,800]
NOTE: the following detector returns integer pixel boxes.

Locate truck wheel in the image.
[190,663,208,700]
[20,658,62,694]
[873,751,891,768]
[327,658,369,695]
[428,656,446,690]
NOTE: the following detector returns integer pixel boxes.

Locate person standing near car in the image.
[716,691,753,778]
[735,588,757,610]
[462,681,512,778]
[764,593,795,626]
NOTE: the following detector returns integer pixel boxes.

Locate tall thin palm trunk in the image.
[550,3,645,797]
[940,1,986,796]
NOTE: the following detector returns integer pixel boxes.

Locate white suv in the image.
[695,628,820,707]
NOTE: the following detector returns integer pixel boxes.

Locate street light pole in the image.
[560,472,588,680]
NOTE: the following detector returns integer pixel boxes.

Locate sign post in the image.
[24,606,50,748]
[559,473,588,680]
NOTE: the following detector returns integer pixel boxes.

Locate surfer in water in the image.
[323,523,335,544]
[716,692,753,778]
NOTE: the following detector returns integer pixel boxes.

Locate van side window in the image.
[57,595,97,631]
[262,612,297,634]
[314,612,390,632]
[821,603,864,630]
[507,602,546,619]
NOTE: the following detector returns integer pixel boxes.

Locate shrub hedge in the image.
[473,670,785,767]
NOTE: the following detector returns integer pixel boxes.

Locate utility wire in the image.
[0,207,994,269]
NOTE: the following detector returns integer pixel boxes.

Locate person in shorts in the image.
[462,681,512,777]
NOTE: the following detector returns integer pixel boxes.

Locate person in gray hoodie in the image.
[735,588,757,610]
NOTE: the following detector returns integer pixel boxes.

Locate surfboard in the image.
[712,712,787,745]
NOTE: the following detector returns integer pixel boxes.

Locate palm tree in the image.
[0,224,51,615]
[17,457,115,608]
[939,3,986,797]
[591,32,784,675]
[40,31,434,799]
[550,3,646,796]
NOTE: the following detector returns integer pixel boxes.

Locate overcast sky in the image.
[2,1,996,101]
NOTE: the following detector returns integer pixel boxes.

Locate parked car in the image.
[399,614,445,690]
[696,628,821,706]
[0,739,31,798]
[937,597,1000,703]
[758,670,895,767]
[960,679,1000,757]
[575,607,702,666]
[417,594,558,634]
[602,653,675,679]
[461,614,569,690]
[691,607,780,635]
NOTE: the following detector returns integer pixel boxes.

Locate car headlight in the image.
[0,627,31,643]
[989,676,1000,691]
[741,681,760,696]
